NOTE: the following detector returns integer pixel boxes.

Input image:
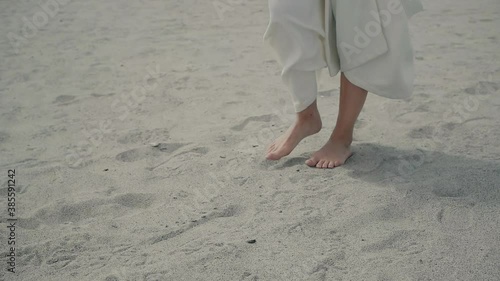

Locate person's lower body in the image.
[265,72,367,168]
[264,0,414,168]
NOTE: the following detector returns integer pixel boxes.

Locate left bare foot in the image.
[266,101,322,160]
[265,114,322,160]
[305,137,352,169]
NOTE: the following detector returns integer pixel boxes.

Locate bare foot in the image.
[266,110,322,160]
[305,137,352,169]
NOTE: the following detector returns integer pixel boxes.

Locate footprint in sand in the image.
[142,144,210,171]
[115,143,187,162]
[17,248,43,267]
[231,114,275,131]
[53,95,77,105]
[361,230,426,256]
[288,231,349,279]
[115,147,160,162]
[90,92,115,98]
[359,231,426,280]
[465,81,499,96]
[117,128,171,145]
[144,273,166,281]
[105,267,132,281]
[240,272,259,281]
[407,125,435,139]
[151,205,241,245]
[115,143,209,168]
[19,193,155,228]
[112,193,155,208]
[174,146,209,157]
[17,234,91,270]
[436,204,475,231]
[46,251,77,270]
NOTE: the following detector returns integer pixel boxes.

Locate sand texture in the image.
[0,0,499,280]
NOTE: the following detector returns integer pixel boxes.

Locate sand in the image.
[0,0,499,280]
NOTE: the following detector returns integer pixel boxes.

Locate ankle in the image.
[295,115,322,133]
[330,130,353,146]
[296,101,320,121]
[297,109,320,124]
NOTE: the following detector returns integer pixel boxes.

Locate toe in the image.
[321,161,329,169]
[266,152,278,160]
[305,157,317,167]
[327,161,335,168]
[316,160,325,168]
[266,148,290,160]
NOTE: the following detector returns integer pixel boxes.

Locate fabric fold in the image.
[264,0,423,112]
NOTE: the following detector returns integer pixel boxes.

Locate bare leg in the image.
[266,100,322,160]
[306,73,367,168]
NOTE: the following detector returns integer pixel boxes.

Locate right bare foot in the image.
[266,104,322,160]
[305,136,353,168]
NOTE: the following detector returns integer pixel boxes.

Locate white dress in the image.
[264,0,423,112]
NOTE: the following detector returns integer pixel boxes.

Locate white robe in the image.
[264,0,423,112]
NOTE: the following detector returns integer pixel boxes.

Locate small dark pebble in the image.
[201,215,206,218]
[104,168,109,171]
[252,145,258,147]
[173,197,177,199]
[279,211,282,213]
[296,169,300,172]
[247,239,256,244]
[220,156,226,158]
[361,239,365,241]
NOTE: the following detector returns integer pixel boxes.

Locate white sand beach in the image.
[0,0,499,280]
